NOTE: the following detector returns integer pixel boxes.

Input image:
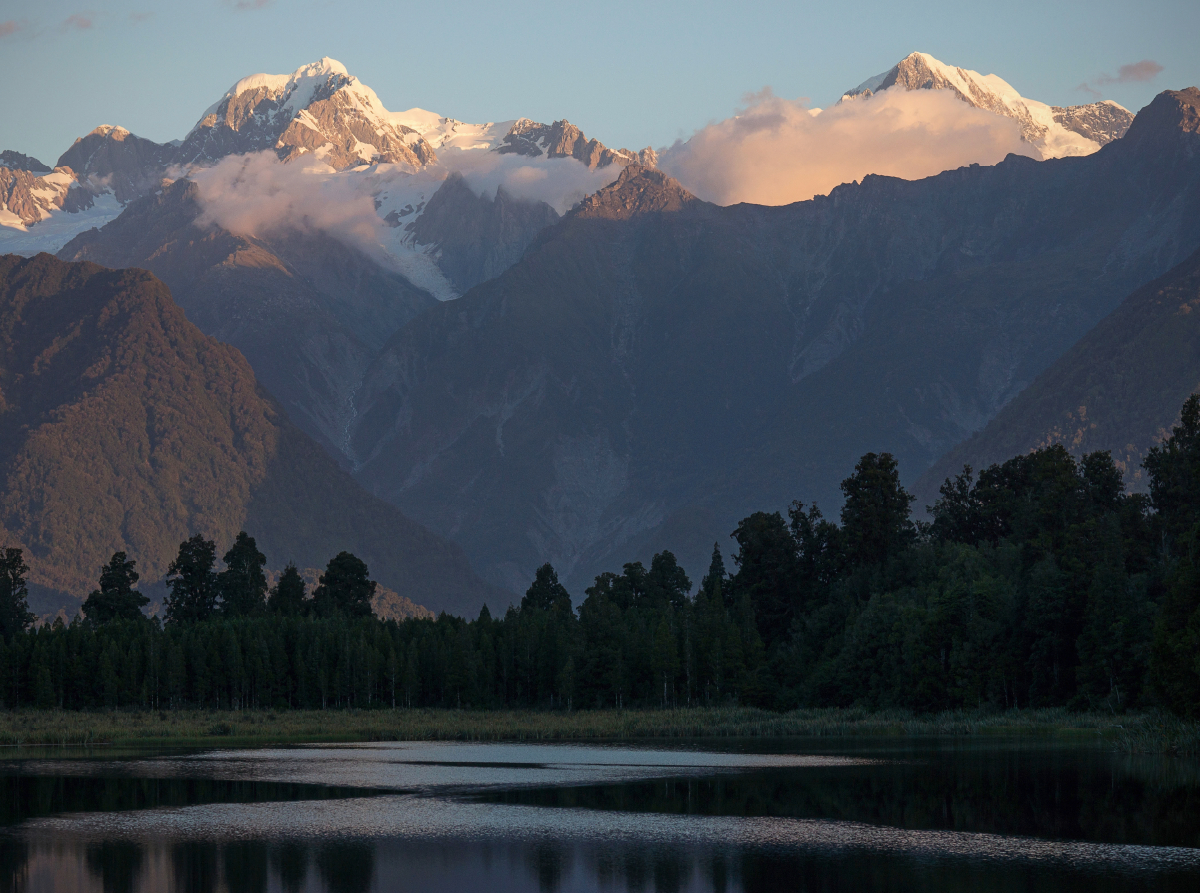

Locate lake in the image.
[0,736,1197,891]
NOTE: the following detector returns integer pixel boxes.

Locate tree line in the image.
[3,396,1200,716]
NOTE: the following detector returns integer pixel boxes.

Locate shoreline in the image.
[0,707,1195,753]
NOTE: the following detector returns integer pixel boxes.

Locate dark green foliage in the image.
[268,564,307,616]
[0,548,34,640]
[839,452,915,568]
[729,512,798,650]
[521,564,571,613]
[81,552,148,625]
[312,553,375,618]
[163,536,219,625]
[1145,394,1200,552]
[219,532,267,617]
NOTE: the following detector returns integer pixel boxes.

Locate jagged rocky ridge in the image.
[342,89,1200,595]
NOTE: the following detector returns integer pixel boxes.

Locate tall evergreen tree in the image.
[219,532,268,617]
[730,511,799,650]
[312,552,376,618]
[699,543,728,605]
[647,551,691,610]
[163,535,219,624]
[268,564,308,616]
[839,452,915,568]
[82,552,148,624]
[1144,393,1200,552]
[0,548,34,639]
[521,563,572,613]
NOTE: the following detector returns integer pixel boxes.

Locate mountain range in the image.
[338,89,1200,591]
[2,55,1197,606]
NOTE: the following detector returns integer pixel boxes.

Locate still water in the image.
[0,737,1196,891]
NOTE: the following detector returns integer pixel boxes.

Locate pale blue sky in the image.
[2,0,1197,165]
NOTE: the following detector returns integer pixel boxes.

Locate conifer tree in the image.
[0,548,34,639]
[839,452,915,568]
[82,552,148,624]
[268,564,308,616]
[312,552,375,618]
[521,563,572,613]
[219,532,268,617]
[163,535,219,624]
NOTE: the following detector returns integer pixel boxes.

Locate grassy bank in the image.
[0,707,1195,752]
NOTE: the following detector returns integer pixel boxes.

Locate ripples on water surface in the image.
[0,737,1197,891]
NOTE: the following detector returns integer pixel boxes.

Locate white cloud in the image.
[659,87,1038,207]
[190,152,390,261]
[439,150,621,214]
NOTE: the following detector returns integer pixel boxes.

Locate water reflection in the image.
[86,840,143,893]
[0,829,1196,892]
[0,740,1194,892]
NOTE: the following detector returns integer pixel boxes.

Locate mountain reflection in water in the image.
[0,739,1195,892]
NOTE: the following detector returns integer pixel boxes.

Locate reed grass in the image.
[0,706,1194,752]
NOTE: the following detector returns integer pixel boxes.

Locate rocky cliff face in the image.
[0,151,50,173]
[344,89,1200,595]
[56,125,177,203]
[496,118,656,169]
[0,167,81,227]
[407,173,561,294]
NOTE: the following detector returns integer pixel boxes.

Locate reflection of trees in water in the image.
[528,842,570,892]
[171,841,218,893]
[86,841,144,893]
[270,841,308,893]
[223,841,268,893]
[580,846,695,893]
[316,840,374,893]
[0,837,27,892]
[482,753,1200,849]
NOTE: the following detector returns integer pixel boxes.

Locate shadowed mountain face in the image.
[345,89,1200,594]
[407,173,561,294]
[58,179,438,458]
[915,241,1200,505]
[0,254,502,616]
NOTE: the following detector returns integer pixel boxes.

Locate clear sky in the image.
[2,0,1197,165]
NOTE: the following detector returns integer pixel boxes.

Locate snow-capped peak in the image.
[842,52,1135,158]
[177,58,437,170]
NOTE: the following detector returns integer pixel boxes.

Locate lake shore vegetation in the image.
[0,706,1194,753]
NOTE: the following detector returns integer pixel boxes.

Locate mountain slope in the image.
[844,52,1134,158]
[346,89,1200,594]
[58,178,438,457]
[915,242,1200,502]
[0,253,501,616]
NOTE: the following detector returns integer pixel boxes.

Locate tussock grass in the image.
[0,706,1194,751]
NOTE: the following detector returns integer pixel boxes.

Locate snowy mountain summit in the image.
[843,52,1134,158]
[174,57,438,170]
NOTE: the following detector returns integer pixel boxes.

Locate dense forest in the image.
[3,396,1200,717]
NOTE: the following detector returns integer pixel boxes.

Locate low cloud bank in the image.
[190,147,620,260]
[191,152,390,260]
[440,151,621,214]
[659,87,1037,206]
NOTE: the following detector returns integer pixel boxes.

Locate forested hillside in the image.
[0,254,502,616]
[5,394,1199,717]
